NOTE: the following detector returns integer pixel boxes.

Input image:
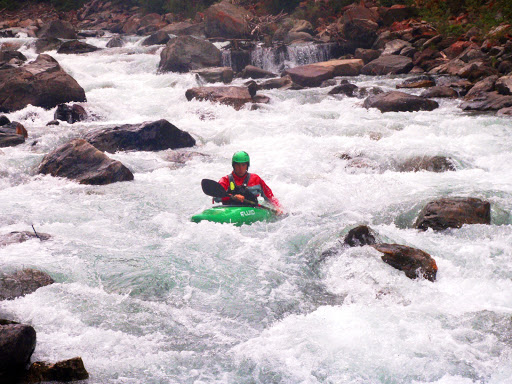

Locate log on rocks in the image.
[84,119,196,153]
[185,85,265,110]
[38,139,134,185]
[192,67,234,84]
[0,321,36,380]
[344,225,377,247]
[0,269,54,300]
[414,197,491,231]
[0,231,51,247]
[361,55,413,75]
[24,357,89,383]
[54,104,87,124]
[363,91,439,112]
[373,243,438,281]
[0,54,86,112]
[158,35,221,73]
[57,40,100,54]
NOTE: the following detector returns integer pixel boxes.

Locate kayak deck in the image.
[191,206,274,226]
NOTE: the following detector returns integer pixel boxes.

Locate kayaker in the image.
[215,151,282,214]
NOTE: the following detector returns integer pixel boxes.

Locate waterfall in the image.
[222,42,336,74]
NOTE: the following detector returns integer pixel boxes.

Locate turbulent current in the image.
[1,34,512,384]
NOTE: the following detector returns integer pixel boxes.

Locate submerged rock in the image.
[344,225,377,247]
[0,269,54,300]
[54,104,88,124]
[0,122,26,147]
[24,357,89,383]
[0,231,51,247]
[85,119,196,152]
[373,243,438,281]
[186,85,266,110]
[192,67,234,84]
[397,156,456,172]
[414,197,491,231]
[38,139,134,185]
[57,40,100,54]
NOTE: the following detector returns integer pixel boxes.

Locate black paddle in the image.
[201,178,280,214]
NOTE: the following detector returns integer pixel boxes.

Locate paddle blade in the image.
[201,179,228,198]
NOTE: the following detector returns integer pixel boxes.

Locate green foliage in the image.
[291,0,352,26]
[379,0,415,6]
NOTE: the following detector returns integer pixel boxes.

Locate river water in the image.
[1,34,512,384]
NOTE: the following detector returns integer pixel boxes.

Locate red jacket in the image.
[217,172,280,207]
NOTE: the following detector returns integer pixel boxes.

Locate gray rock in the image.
[141,31,170,46]
[193,67,234,84]
[57,40,100,54]
[496,75,512,95]
[361,54,413,75]
[185,86,261,110]
[363,91,439,112]
[397,156,456,172]
[420,86,458,98]
[241,65,276,79]
[460,91,512,111]
[0,231,51,247]
[0,269,54,300]
[36,20,77,39]
[85,119,196,153]
[204,0,253,39]
[158,35,221,73]
[106,36,125,48]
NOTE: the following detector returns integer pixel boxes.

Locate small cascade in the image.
[222,42,336,74]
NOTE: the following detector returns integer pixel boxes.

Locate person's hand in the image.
[232,194,245,202]
[275,207,284,215]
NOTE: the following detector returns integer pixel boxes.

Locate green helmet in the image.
[232,151,250,168]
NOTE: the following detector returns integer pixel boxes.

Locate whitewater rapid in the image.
[1,34,512,384]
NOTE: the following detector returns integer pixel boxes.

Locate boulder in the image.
[0,321,36,379]
[141,31,170,46]
[24,357,89,383]
[204,0,253,39]
[36,20,77,39]
[283,59,364,88]
[344,225,377,247]
[397,156,456,172]
[379,5,418,26]
[192,67,234,84]
[343,5,379,49]
[0,231,51,247]
[38,139,134,185]
[420,86,458,98]
[0,269,54,300]
[57,40,100,54]
[0,115,9,125]
[464,75,498,100]
[241,65,276,79]
[412,47,444,71]
[259,75,295,90]
[328,82,358,97]
[496,75,512,95]
[497,106,512,116]
[460,91,512,111]
[54,104,87,124]
[158,35,221,73]
[414,197,491,231]
[0,50,27,66]
[0,54,86,112]
[382,39,412,56]
[361,55,413,75]
[354,48,381,64]
[185,86,263,110]
[159,21,205,37]
[372,244,437,281]
[0,122,26,147]
[34,37,62,53]
[85,119,195,153]
[363,91,439,112]
[106,36,125,48]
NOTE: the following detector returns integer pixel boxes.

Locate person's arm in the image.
[259,178,282,211]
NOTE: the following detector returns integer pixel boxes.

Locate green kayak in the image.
[191,206,275,226]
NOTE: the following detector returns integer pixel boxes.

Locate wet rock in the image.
[0,231,51,247]
[106,36,125,48]
[185,86,263,110]
[158,35,221,73]
[38,139,134,185]
[0,269,54,300]
[54,104,87,124]
[396,75,435,89]
[259,75,295,90]
[36,19,77,39]
[85,119,196,153]
[0,321,36,380]
[382,39,412,56]
[141,31,170,46]
[193,67,234,84]
[363,91,439,112]
[460,91,512,111]
[46,120,60,126]
[464,75,498,100]
[0,115,9,125]
[241,65,276,79]
[328,82,358,97]
[34,37,62,53]
[57,40,100,54]
[283,59,363,87]
[372,243,438,281]
[24,357,89,383]
[0,50,27,66]
[397,156,456,172]
[344,225,377,247]
[495,75,512,95]
[414,197,491,231]
[420,86,458,98]
[0,54,86,112]
[497,106,512,116]
[361,55,413,75]
[160,21,205,37]
[0,122,26,147]
[204,0,253,39]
